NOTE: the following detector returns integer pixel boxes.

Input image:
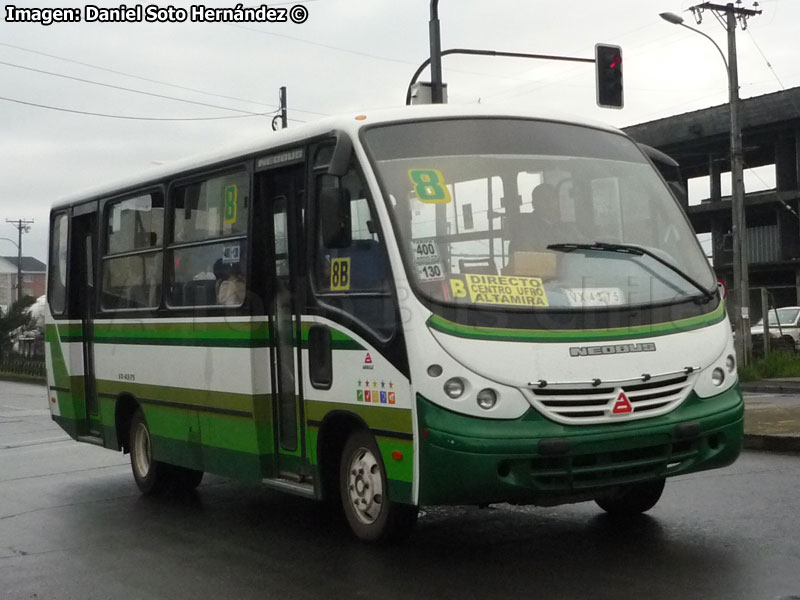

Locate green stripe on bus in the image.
[305,399,413,435]
[427,302,726,343]
[46,323,83,341]
[93,321,270,346]
[56,320,364,350]
[94,336,268,348]
[299,322,364,350]
[152,435,265,482]
[46,329,72,390]
[95,378,267,417]
[140,402,270,459]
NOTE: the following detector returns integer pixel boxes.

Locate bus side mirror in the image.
[327,131,353,177]
[319,187,352,248]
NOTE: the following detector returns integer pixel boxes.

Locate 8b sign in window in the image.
[330,257,351,291]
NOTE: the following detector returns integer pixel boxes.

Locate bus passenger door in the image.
[70,206,100,437]
[262,164,307,480]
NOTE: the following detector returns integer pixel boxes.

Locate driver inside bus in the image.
[506,183,576,276]
[530,183,570,243]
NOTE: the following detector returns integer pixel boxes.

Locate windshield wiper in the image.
[547,241,716,303]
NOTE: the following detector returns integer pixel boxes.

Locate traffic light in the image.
[596,44,623,109]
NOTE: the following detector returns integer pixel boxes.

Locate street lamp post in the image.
[659,9,752,365]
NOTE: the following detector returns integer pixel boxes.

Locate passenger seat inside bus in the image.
[181,279,218,306]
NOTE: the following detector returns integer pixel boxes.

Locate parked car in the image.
[750,306,800,353]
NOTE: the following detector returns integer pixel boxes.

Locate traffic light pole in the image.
[406,48,594,105]
[429,0,444,104]
[421,2,617,107]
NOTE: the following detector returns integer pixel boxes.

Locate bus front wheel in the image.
[595,478,665,516]
[130,409,170,495]
[339,429,417,543]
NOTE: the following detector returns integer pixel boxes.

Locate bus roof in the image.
[51,104,623,211]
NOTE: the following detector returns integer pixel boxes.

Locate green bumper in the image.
[417,385,744,506]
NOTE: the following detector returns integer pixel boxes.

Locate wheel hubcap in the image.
[132,422,152,479]
[347,447,383,525]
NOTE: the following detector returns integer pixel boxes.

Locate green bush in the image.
[739,351,800,381]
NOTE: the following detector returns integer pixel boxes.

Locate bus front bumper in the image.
[417,386,744,506]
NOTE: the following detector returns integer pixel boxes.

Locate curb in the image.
[740,383,800,394]
[743,433,800,453]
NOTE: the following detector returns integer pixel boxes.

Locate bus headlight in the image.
[427,364,443,378]
[711,368,725,386]
[476,389,498,410]
[444,378,465,399]
[725,354,736,373]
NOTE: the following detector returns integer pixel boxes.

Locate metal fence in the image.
[0,354,45,379]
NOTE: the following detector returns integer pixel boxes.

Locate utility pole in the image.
[5,219,34,304]
[684,2,760,366]
[272,86,288,130]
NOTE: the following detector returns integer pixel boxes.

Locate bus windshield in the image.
[364,118,715,311]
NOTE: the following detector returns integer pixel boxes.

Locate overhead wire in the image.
[0,95,308,122]
[0,41,329,117]
[0,59,265,115]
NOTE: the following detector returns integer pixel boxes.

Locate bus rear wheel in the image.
[595,478,665,516]
[339,429,417,543]
[130,409,170,495]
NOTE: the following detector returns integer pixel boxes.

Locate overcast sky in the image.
[1,0,796,262]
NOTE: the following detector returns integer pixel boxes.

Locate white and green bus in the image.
[45,106,743,541]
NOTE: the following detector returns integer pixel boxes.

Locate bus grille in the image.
[526,373,694,425]
[523,438,700,491]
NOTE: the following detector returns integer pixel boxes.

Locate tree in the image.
[0,296,36,360]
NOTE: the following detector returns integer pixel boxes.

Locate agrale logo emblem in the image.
[362,352,374,370]
[611,392,633,415]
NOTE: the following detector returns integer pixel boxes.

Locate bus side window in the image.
[48,213,69,315]
[167,170,249,308]
[100,193,164,311]
[313,166,395,338]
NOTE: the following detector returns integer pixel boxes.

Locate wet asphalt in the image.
[1,380,799,600]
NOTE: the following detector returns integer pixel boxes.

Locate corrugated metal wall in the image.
[746,224,780,264]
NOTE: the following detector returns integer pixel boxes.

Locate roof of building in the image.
[623,86,800,147]
[622,86,800,179]
[0,256,47,272]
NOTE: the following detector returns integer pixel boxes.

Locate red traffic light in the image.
[595,44,623,109]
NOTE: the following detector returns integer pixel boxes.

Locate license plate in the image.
[564,287,624,307]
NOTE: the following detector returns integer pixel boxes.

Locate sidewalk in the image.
[742,378,800,453]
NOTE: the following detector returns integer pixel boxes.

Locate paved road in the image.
[1,381,799,600]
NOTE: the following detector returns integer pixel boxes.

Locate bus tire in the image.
[129,409,170,496]
[595,477,665,516]
[339,429,417,543]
